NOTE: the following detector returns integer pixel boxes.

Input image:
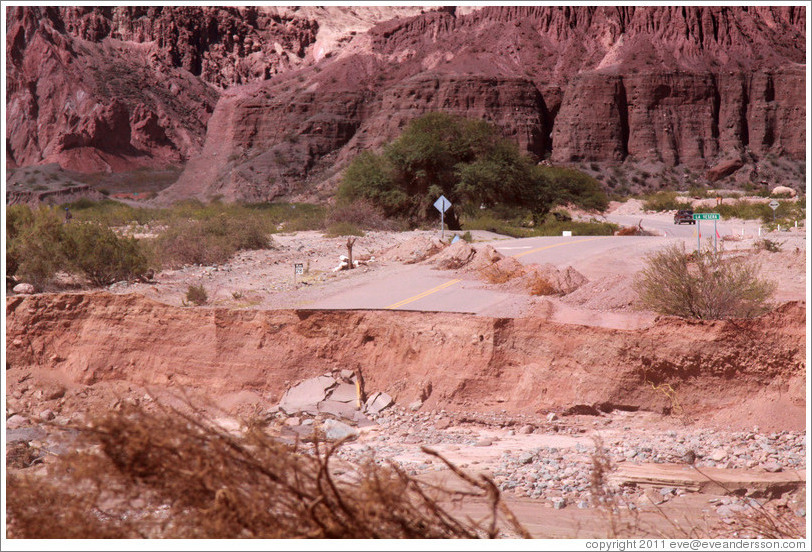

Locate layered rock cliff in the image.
[6,6,805,200]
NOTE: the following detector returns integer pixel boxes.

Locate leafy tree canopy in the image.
[338,112,607,229]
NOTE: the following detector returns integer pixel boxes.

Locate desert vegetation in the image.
[6,403,530,539]
[5,201,328,290]
[6,205,148,289]
[634,243,777,319]
[339,112,608,230]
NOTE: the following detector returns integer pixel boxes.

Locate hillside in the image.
[5,6,806,202]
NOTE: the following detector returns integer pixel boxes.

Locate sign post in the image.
[294,262,303,284]
[769,200,779,222]
[433,195,452,241]
[693,213,721,252]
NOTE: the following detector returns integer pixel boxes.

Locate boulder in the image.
[327,382,358,403]
[432,241,477,269]
[466,245,505,271]
[322,419,359,441]
[706,159,744,182]
[761,461,783,473]
[279,375,336,414]
[12,283,35,294]
[317,400,358,418]
[351,410,376,428]
[7,414,28,430]
[365,392,394,415]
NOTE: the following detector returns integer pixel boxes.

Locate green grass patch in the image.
[323,222,365,237]
[695,199,804,224]
[641,191,683,212]
[461,209,617,237]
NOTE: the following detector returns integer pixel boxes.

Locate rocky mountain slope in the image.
[5,6,424,173]
[6,6,805,201]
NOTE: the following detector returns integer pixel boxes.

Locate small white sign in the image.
[769,200,780,210]
[294,263,304,275]
[433,195,451,213]
[562,231,572,237]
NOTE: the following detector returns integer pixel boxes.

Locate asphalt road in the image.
[605,212,759,239]
[305,209,773,315]
[307,234,692,314]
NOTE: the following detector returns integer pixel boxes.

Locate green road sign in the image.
[693,213,720,221]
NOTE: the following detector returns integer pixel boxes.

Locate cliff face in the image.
[6,6,805,199]
[5,292,806,422]
[5,5,425,172]
[164,5,804,202]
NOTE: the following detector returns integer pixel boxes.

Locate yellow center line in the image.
[386,278,462,310]
[511,236,607,259]
[385,236,607,310]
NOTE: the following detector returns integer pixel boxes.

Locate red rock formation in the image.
[6,6,805,199]
[6,6,219,172]
[165,6,804,202]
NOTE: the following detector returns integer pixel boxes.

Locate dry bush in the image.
[326,199,399,231]
[184,284,208,306]
[6,404,530,539]
[724,500,806,539]
[616,220,657,236]
[589,438,641,538]
[480,262,524,284]
[616,225,640,236]
[634,243,776,319]
[154,216,271,268]
[754,238,782,253]
[526,273,557,296]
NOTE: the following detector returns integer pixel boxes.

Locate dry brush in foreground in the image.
[6,403,530,539]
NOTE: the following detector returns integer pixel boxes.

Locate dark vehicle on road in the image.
[674,209,695,225]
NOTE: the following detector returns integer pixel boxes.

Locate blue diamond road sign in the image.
[433,195,451,213]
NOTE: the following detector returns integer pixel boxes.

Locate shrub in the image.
[325,199,394,231]
[634,243,776,319]
[185,284,208,306]
[339,112,607,229]
[7,207,68,289]
[641,191,682,212]
[324,222,365,237]
[526,274,557,296]
[616,225,641,236]
[63,222,149,286]
[6,403,530,538]
[754,238,782,253]
[688,186,709,198]
[155,216,271,268]
[532,219,618,237]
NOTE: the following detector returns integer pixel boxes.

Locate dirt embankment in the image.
[5,293,806,430]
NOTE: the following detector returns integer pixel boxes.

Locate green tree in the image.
[339,112,607,229]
